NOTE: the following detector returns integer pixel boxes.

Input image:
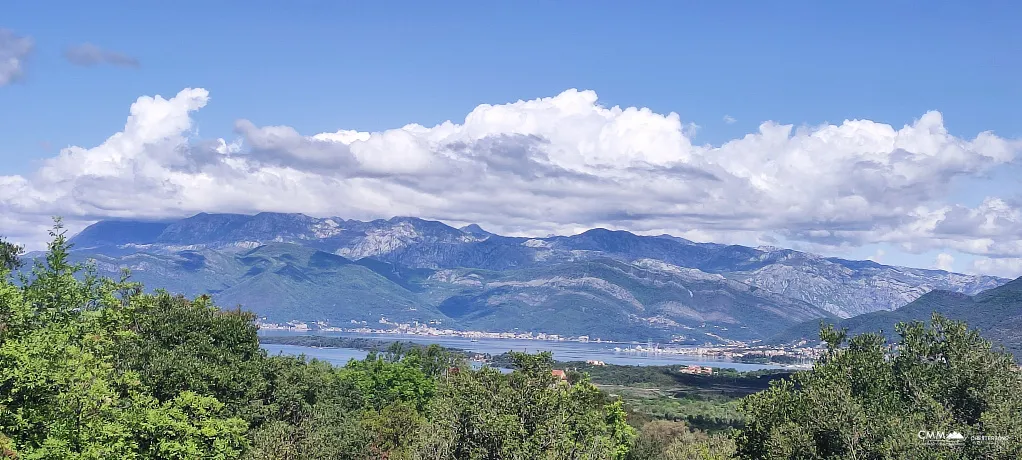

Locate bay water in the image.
[259,332,786,372]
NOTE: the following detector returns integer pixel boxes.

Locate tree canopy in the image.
[735,317,1022,459]
[0,223,636,459]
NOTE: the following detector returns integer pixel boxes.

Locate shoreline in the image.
[257,326,638,345]
[259,333,811,371]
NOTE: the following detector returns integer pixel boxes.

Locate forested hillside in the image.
[772,280,1022,359]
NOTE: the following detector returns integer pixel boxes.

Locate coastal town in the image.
[256,317,824,368]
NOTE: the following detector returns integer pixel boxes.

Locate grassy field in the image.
[564,361,794,432]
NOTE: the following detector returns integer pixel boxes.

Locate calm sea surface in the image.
[259,332,785,371]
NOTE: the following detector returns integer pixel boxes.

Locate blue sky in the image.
[1,2,1021,275]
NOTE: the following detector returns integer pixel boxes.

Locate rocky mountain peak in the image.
[460,224,492,238]
[69,212,1009,323]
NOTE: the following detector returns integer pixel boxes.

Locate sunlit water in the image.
[261,343,369,366]
[259,332,787,372]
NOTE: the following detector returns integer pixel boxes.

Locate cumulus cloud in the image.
[64,43,139,68]
[723,115,736,124]
[934,253,954,271]
[971,257,1022,279]
[0,29,33,86]
[933,198,1022,242]
[2,87,1022,274]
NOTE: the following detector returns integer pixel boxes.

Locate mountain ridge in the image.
[769,278,1022,359]
[70,212,1000,278]
[56,212,1008,342]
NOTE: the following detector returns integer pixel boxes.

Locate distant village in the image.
[256,317,611,342]
[256,317,823,368]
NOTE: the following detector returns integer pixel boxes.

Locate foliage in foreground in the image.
[736,319,1022,459]
[3,223,1021,459]
[0,223,635,459]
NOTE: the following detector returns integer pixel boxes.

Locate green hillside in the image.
[426,258,834,341]
[75,243,450,325]
[69,245,835,342]
[771,278,1022,360]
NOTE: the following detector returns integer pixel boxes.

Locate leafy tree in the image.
[128,391,249,459]
[626,420,737,460]
[389,343,466,379]
[362,401,427,457]
[403,352,635,459]
[0,222,249,459]
[627,420,692,459]
[660,433,736,460]
[339,355,437,413]
[736,314,1022,459]
[245,403,368,460]
[113,292,266,420]
[0,238,23,272]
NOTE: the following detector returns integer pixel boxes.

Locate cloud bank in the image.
[63,43,139,68]
[0,29,33,86]
[3,88,1022,275]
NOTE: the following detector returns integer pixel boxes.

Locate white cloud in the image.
[3,87,1022,274]
[932,198,1022,242]
[971,258,1022,279]
[868,249,885,263]
[934,253,954,271]
[723,115,736,124]
[0,29,33,86]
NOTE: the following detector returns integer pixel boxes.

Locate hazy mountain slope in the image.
[80,249,244,295]
[213,244,440,323]
[728,256,1003,318]
[425,258,834,342]
[545,233,1003,318]
[66,240,835,342]
[770,278,1022,359]
[970,279,1022,357]
[71,220,171,249]
[73,243,446,325]
[64,212,1007,338]
[388,223,997,319]
[73,213,1002,318]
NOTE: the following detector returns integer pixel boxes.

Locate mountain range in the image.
[53,212,1007,343]
[770,277,1022,358]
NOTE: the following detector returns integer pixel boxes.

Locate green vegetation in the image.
[569,363,790,436]
[625,421,736,460]
[733,352,801,365]
[737,320,1022,459]
[66,242,444,327]
[0,239,22,272]
[2,222,1020,459]
[258,335,471,357]
[772,284,1022,361]
[74,237,838,342]
[0,223,635,459]
[572,363,789,390]
[609,388,743,434]
[430,258,832,342]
